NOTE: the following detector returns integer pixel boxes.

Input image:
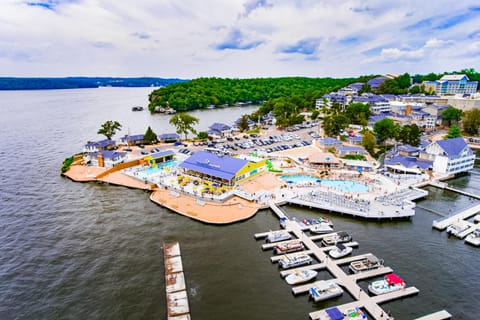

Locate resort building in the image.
[208,123,233,138]
[158,133,180,143]
[421,138,475,175]
[121,134,145,146]
[352,95,390,114]
[367,76,390,90]
[306,152,341,169]
[318,137,342,149]
[384,154,433,175]
[83,139,115,153]
[342,159,374,172]
[86,150,126,168]
[143,150,175,168]
[178,151,266,186]
[347,135,363,145]
[423,74,478,95]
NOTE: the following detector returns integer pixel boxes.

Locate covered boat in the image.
[321,231,352,246]
[368,273,406,295]
[278,253,312,269]
[465,228,480,247]
[285,269,318,285]
[349,254,384,273]
[309,280,343,302]
[344,307,367,320]
[328,243,353,259]
[274,239,304,255]
[446,221,470,238]
[266,230,291,243]
[310,222,334,234]
[326,307,344,320]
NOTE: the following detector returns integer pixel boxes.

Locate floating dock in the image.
[260,201,446,320]
[414,310,452,320]
[432,203,480,231]
[164,242,191,320]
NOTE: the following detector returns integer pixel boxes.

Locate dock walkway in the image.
[432,203,480,231]
[414,310,452,320]
[164,242,191,320]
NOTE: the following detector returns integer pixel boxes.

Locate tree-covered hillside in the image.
[148,77,357,112]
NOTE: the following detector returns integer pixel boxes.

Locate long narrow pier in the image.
[429,181,480,200]
[414,310,452,320]
[164,242,191,320]
[432,203,480,230]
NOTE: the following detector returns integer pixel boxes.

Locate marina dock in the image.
[432,203,480,231]
[164,242,191,320]
[414,310,452,320]
[261,202,445,320]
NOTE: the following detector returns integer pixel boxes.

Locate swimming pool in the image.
[279,175,369,193]
[137,161,179,179]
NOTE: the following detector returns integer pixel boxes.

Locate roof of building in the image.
[121,134,144,142]
[435,137,469,157]
[307,152,340,164]
[440,74,468,81]
[398,144,420,153]
[85,139,115,147]
[150,150,174,158]
[209,122,232,131]
[158,133,180,140]
[335,145,366,153]
[385,154,432,169]
[92,150,126,159]
[348,135,363,142]
[318,137,342,145]
[367,76,389,88]
[179,151,248,180]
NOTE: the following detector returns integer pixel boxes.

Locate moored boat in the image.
[368,273,406,295]
[131,106,144,111]
[321,231,352,246]
[310,222,334,234]
[266,230,291,243]
[344,307,368,320]
[278,253,312,269]
[285,269,318,285]
[309,280,343,302]
[446,221,470,238]
[349,254,384,273]
[274,240,304,255]
[328,243,353,259]
[465,228,480,246]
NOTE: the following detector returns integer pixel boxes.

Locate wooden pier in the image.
[263,201,443,320]
[429,181,480,200]
[164,242,191,320]
[414,310,452,320]
[432,203,480,230]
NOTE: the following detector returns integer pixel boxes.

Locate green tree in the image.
[462,109,480,135]
[97,120,122,140]
[399,124,421,146]
[445,125,462,139]
[442,107,462,126]
[144,126,157,144]
[373,118,397,144]
[238,114,250,132]
[345,102,371,125]
[323,114,349,137]
[362,130,376,156]
[169,113,199,140]
[196,131,209,140]
[311,109,320,120]
[358,83,371,95]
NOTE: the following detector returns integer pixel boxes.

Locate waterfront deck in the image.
[164,242,191,320]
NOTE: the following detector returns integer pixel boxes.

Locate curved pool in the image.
[279,175,369,193]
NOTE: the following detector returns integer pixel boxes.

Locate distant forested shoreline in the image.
[0,77,187,90]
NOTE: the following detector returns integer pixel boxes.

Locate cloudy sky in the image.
[2,0,480,78]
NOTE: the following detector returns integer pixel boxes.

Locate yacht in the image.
[321,231,352,246]
[446,221,470,238]
[278,253,312,269]
[266,230,291,243]
[310,222,334,234]
[465,228,480,247]
[309,280,343,302]
[274,240,304,255]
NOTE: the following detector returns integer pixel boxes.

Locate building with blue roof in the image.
[158,133,180,143]
[335,145,367,157]
[121,134,145,145]
[384,154,433,174]
[347,135,363,145]
[83,139,116,152]
[422,137,475,174]
[367,76,389,90]
[143,150,175,168]
[179,151,267,186]
[86,150,127,168]
[318,137,342,149]
[208,123,233,137]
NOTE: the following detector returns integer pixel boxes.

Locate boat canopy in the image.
[336,243,346,251]
[366,254,379,263]
[385,273,405,285]
[315,280,332,291]
[337,231,349,238]
[326,307,344,320]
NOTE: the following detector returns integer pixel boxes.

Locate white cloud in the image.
[0,0,479,77]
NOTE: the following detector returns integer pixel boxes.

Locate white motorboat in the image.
[321,231,352,246]
[310,222,334,234]
[309,280,343,302]
[328,243,353,259]
[465,228,480,246]
[274,240,304,255]
[368,273,406,295]
[285,269,318,285]
[446,221,470,238]
[349,254,384,273]
[278,253,312,269]
[266,230,291,243]
[473,214,480,224]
